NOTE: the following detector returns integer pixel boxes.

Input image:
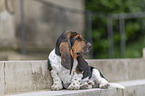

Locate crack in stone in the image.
[4,63,6,85]
[3,62,6,94]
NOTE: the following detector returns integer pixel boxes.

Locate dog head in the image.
[55,30,92,71]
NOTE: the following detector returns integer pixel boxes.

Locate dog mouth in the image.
[76,52,83,55]
[76,48,91,55]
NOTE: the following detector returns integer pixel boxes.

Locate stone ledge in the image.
[87,58,145,81]
[0,58,145,94]
[4,79,145,96]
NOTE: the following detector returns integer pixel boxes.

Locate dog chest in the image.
[59,59,78,84]
[49,49,78,84]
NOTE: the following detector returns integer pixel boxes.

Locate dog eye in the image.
[77,37,81,41]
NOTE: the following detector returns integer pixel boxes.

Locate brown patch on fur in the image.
[59,42,72,70]
[59,42,70,54]
[70,50,78,59]
[71,35,88,58]
[67,32,72,39]
[59,42,70,61]
[67,32,72,47]
[75,65,83,74]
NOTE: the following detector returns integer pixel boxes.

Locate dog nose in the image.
[87,42,92,49]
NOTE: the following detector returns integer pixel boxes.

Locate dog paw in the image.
[99,82,109,89]
[88,80,95,88]
[67,83,80,90]
[88,80,95,86]
[51,83,63,90]
[80,82,89,89]
[80,80,95,89]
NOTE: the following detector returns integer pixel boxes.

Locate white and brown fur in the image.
[48,30,125,90]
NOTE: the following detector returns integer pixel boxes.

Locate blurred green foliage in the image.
[86,0,145,58]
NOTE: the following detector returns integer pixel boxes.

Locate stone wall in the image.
[0,0,85,54]
[14,0,85,53]
[0,0,16,50]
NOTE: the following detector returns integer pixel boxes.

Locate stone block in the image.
[99,88,117,96]
[4,60,52,94]
[128,59,145,80]
[87,59,129,82]
[30,60,52,90]
[126,85,145,96]
[4,79,145,96]
[4,61,33,93]
[118,79,145,96]
[116,88,128,96]
[80,89,100,96]
[2,59,145,95]
[0,62,4,94]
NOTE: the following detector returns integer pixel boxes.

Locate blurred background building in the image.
[0,0,85,60]
[0,0,145,60]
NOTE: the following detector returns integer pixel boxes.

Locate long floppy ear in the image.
[55,30,76,55]
[59,42,73,70]
[77,55,88,71]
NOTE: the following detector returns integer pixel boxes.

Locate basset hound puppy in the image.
[48,30,125,90]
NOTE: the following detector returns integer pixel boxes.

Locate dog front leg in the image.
[50,70,63,90]
[92,69,109,89]
[67,72,83,90]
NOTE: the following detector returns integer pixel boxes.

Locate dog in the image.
[48,30,125,90]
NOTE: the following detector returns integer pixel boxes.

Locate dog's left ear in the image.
[59,42,73,70]
[77,55,88,71]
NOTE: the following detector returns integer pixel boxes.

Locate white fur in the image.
[50,70,63,90]
[108,83,125,89]
[49,49,82,90]
[91,69,125,89]
[49,49,125,90]
[91,69,109,88]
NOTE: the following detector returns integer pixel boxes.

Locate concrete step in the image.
[0,58,145,94]
[4,79,145,96]
[87,58,145,82]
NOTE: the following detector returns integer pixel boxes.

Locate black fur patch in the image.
[82,66,94,79]
[48,59,52,71]
[55,31,78,56]
[99,70,105,79]
[69,36,75,47]
[55,32,68,56]
[75,65,83,74]
[77,56,88,71]
[69,32,77,47]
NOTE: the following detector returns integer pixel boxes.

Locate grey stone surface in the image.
[0,62,4,94]
[5,79,145,96]
[87,59,145,82]
[87,59,129,82]
[0,0,85,56]
[30,60,52,90]
[0,11,16,49]
[4,61,32,93]
[4,61,51,94]
[1,59,145,95]
[118,79,145,96]
[14,0,85,52]
[128,59,145,80]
